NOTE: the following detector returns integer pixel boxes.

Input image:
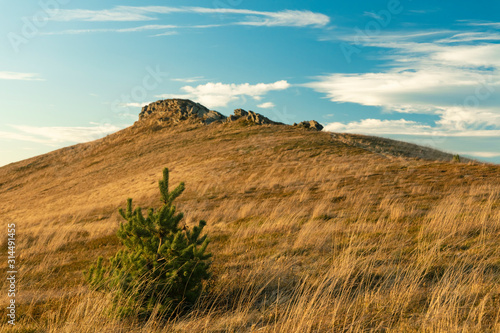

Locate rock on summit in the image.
[138,99,323,130]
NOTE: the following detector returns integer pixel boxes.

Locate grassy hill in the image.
[1,113,500,332]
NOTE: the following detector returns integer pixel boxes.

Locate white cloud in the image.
[229,9,330,28]
[324,119,434,135]
[158,80,290,108]
[48,6,330,29]
[324,118,500,137]
[257,102,275,109]
[171,76,206,83]
[306,69,500,112]
[308,27,500,136]
[50,6,183,22]
[459,151,500,158]
[184,7,329,27]
[432,44,500,67]
[152,31,178,37]
[0,72,43,81]
[8,123,123,144]
[41,24,178,35]
[41,29,110,35]
[436,32,500,43]
[464,21,500,29]
[120,102,150,108]
[0,131,49,143]
[117,24,177,32]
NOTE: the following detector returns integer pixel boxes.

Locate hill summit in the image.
[137,98,324,130]
[1,94,499,332]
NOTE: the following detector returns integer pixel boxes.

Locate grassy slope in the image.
[1,121,500,332]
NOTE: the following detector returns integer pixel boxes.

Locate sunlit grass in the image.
[1,121,499,332]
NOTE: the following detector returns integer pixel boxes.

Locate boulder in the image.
[294,120,324,131]
[226,109,282,125]
[139,99,226,124]
[234,109,248,117]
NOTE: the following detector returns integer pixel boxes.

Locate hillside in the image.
[1,100,500,332]
[333,132,474,163]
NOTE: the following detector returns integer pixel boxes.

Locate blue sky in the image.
[1,0,500,166]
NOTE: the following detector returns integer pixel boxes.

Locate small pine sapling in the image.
[85,168,211,319]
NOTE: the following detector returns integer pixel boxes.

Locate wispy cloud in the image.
[324,118,500,137]
[435,32,500,43]
[50,6,183,22]
[171,76,206,83]
[158,80,290,108]
[308,26,500,137]
[463,21,500,29]
[41,23,226,36]
[257,102,276,109]
[409,9,440,14]
[42,24,178,35]
[119,102,150,108]
[47,6,330,33]
[325,119,433,135]
[0,131,49,143]
[0,71,43,81]
[6,123,123,144]
[152,31,179,37]
[459,151,500,158]
[118,24,177,32]
[225,9,330,27]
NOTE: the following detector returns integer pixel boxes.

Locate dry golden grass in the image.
[1,120,500,332]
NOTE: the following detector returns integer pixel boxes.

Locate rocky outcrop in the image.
[225,109,282,125]
[137,99,322,131]
[293,120,324,131]
[139,99,225,124]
